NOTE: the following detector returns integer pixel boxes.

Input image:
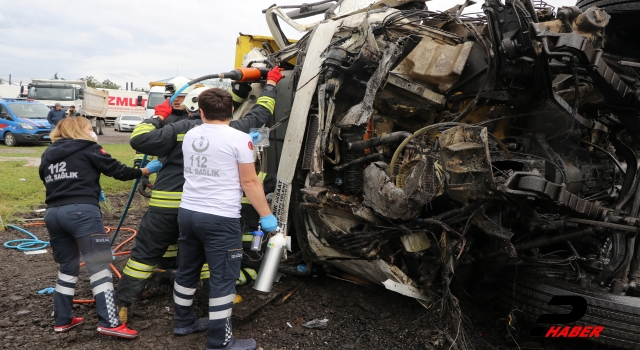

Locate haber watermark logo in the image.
[529,295,604,338]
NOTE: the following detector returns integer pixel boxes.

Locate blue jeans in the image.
[174,208,242,349]
[45,203,120,328]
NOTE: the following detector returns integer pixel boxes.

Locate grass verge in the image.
[0,143,149,226]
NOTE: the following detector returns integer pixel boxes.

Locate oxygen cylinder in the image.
[253,228,285,293]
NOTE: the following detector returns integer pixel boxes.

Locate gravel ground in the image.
[0,194,612,350]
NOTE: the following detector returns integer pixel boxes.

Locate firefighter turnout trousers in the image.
[174,208,242,349]
[45,204,120,328]
[116,209,180,304]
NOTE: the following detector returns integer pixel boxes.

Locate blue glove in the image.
[249,131,262,145]
[260,214,278,232]
[38,287,55,295]
[146,160,162,174]
[99,190,106,202]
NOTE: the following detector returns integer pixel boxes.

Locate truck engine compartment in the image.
[233,0,640,347]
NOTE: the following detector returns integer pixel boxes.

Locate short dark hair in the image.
[198,88,233,121]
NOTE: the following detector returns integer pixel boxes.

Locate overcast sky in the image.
[0,0,575,89]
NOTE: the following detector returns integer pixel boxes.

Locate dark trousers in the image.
[116,209,180,304]
[174,208,242,349]
[45,203,120,328]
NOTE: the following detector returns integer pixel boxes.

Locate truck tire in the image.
[496,266,640,349]
[577,0,640,13]
[97,120,105,135]
[3,132,17,147]
[576,0,640,57]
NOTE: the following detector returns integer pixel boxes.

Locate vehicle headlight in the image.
[18,122,35,130]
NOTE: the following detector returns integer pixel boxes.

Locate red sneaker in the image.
[96,323,138,339]
[54,316,84,333]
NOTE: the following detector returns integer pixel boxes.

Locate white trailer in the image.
[0,85,20,99]
[97,88,148,126]
[26,79,110,134]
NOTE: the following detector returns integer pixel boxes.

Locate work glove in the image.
[99,190,107,202]
[231,82,252,100]
[249,131,263,145]
[260,214,278,232]
[154,98,172,118]
[267,66,283,84]
[146,160,163,174]
[37,287,55,295]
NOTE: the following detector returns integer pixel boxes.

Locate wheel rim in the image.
[5,133,15,145]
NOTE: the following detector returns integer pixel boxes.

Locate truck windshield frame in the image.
[28,86,75,101]
[147,92,165,109]
[6,103,51,119]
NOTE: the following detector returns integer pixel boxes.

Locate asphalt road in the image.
[99,125,133,144]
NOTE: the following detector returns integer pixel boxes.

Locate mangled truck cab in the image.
[234,0,640,347]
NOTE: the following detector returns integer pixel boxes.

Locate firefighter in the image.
[38,116,161,339]
[175,87,278,350]
[115,67,283,325]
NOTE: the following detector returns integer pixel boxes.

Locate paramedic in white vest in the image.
[174,87,278,350]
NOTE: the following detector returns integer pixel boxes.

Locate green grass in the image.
[0,143,147,226]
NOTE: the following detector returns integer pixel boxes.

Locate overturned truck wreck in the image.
[238,0,640,347]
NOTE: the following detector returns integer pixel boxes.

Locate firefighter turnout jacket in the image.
[129,86,277,213]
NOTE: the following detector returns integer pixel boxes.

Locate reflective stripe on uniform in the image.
[122,259,156,279]
[241,172,267,204]
[163,244,178,258]
[150,190,182,208]
[242,234,253,242]
[256,95,275,114]
[89,269,111,284]
[200,263,210,280]
[209,308,233,320]
[149,198,181,208]
[174,282,196,296]
[55,284,75,296]
[177,133,185,142]
[130,123,156,138]
[243,268,258,280]
[231,91,245,104]
[174,294,193,307]
[151,190,182,199]
[209,294,235,306]
[58,272,78,284]
[92,282,114,295]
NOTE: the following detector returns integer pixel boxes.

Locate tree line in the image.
[50,72,144,91]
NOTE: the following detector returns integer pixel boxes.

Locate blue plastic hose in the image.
[170,84,191,104]
[3,224,50,251]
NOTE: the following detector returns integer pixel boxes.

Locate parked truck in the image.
[25,79,111,135]
[145,83,165,119]
[97,88,148,126]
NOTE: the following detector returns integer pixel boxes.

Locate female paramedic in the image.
[38,117,161,339]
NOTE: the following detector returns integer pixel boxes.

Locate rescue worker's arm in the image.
[239,163,272,217]
[229,85,277,133]
[129,119,186,157]
[38,158,46,182]
[88,145,150,180]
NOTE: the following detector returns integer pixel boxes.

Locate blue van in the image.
[0,98,52,146]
